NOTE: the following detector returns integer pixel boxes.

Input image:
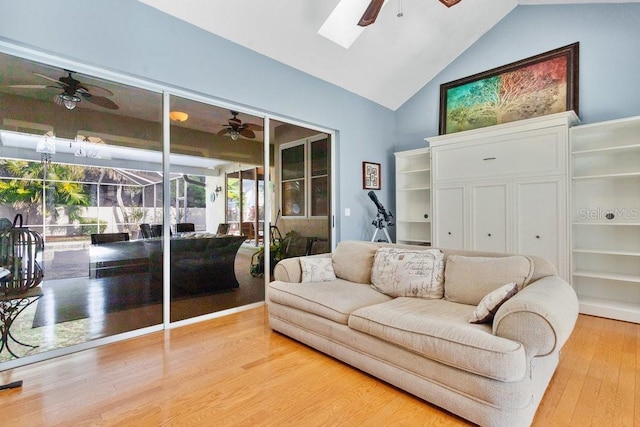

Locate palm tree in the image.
[0,159,90,226]
[0,160,45,223]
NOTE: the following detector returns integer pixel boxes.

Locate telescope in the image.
[368,191,394,226]
[368,191,393,242]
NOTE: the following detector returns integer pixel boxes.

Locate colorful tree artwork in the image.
[439,43,579,134]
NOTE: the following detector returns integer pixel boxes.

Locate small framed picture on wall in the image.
[362,161,381,190]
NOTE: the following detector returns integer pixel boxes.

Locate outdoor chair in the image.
[90,232,130,245]
[176,223,195,233]
[216,223,230,235]
[151,224,163,237]
[139,223,153,239]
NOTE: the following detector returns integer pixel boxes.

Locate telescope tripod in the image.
[371,213,392,243]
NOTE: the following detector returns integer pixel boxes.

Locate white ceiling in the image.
[140,1,637,111]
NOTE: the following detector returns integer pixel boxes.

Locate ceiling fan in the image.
[358,0,461,26]
[7,71,119,110]
[217,111,263,140]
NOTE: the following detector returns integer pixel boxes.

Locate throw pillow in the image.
[371,248,445,298]
[469,282,518,324]
[300,257,337,283]
[444,255,533,306]
[332,240,379,284]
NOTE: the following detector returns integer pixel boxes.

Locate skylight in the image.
[318,0,389,49]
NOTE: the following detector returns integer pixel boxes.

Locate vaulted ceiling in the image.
[137,0,637,111]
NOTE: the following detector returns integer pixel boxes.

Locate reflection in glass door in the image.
[0,52,163,365]
[226,168,265,246]
[275,130,332,258]
[169,96,266,322]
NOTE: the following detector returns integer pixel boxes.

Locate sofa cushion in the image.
[444,255,533,306]
[332,240,379,284]
[300,257,336,282]
[349,297,526,381]
[269,279,392,324]
[469,282,518,324]
[371,248,445,298]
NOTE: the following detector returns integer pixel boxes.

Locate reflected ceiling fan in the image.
[217,110,263,140]
[7,71,119,110]
[358,0,461,26]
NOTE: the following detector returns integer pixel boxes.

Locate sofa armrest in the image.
[272,253,332,283]
[492,276,579,357]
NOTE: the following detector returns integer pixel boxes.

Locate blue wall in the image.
[395,4,640,152]
[0,0,396,242]
[2,2,639,242]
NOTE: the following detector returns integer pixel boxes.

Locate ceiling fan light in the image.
[63,99,77,110]
[170,111,189,122]
[58,93,81,110]
[230,130,240,141]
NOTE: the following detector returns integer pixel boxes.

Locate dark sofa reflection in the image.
[89,234,247,297]
[149,235,246,295]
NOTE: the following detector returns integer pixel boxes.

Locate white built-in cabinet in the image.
[570,116,640,323]
[426,112,578,281]
[394,148,431,245]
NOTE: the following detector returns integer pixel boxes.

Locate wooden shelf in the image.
[572,222,640,226]
[571,115,640,323]
[572,171,640,180]
[572,143,640,156]
[573,248,640,257]
[398,167,430,174]
[573,270,640,283]
[395,147,431,246]
[399,186,430,191]
[577,296,640,324]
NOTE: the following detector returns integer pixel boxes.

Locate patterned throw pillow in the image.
[371,248,445,298]
[469,282,518,324]
[300,257,337,283]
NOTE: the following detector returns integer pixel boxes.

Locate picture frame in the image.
[362,161,381,190]
[439,42,579,135]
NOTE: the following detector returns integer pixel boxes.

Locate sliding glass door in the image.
[168,95,266,322]
[0,48,333,369]
[0,52,164,364]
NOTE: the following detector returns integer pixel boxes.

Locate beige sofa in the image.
[267,240,579,427]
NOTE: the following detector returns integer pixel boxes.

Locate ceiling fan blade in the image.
[217,128,230,136]
[80,82,114,97]
[358,0,384,27]
[244,123,264,132]
[5,84,52,89]
[84,95,119,110]
[439,0,462,7]
[239,128,256,139]
[33,72,65,85]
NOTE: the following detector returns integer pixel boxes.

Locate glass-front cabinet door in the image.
[310,137,329,217]
[281,143,306,217]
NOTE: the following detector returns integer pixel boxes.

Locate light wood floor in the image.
[1,306,638,426]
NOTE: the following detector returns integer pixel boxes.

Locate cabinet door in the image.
[434,127,566,181]
[515,178,567,279]
[471,183,508,253]
[434,185,465,249]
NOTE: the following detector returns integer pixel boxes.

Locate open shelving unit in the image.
[394,148,431,245]
[570,115,640,323]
